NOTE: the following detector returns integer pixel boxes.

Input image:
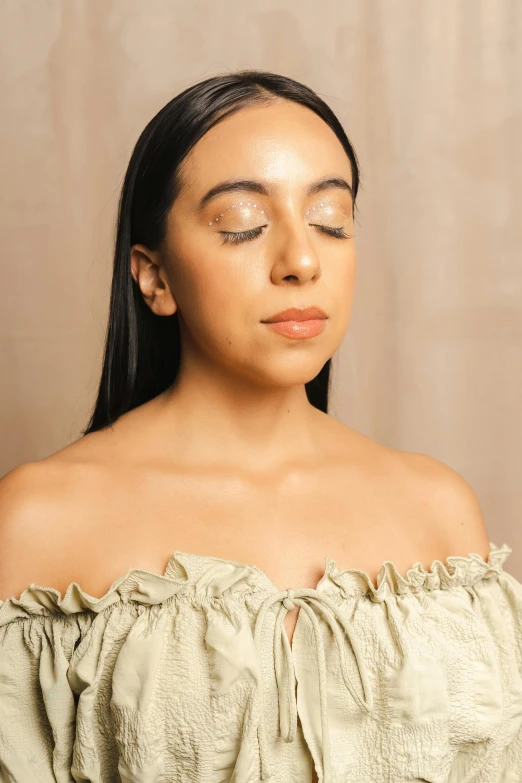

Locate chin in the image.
[252,359,332,389]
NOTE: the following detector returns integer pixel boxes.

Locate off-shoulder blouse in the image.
[0,541,521,782]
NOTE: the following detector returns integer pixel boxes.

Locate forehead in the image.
[178,100,353,199]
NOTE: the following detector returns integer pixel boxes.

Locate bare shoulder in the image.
[321,415,491,562]
[0,461,65,600]
[0,458,70,536]
[394,449,491,560]
[0,437,112,601]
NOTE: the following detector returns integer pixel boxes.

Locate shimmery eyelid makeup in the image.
[305,201,348,221]
[207,200,266,226]
[207,198,348,225]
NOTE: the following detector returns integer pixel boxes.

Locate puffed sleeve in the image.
[488,568,522,780]
[0,610,87,782]
[470,570,522,783]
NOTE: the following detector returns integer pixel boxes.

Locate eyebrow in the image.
[197,176,353,211]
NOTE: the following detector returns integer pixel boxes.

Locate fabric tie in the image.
[253,586,374,781]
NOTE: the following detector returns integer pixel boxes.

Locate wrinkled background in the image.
[1,0,521,575]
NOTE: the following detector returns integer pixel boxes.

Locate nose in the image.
[270,218,322,285]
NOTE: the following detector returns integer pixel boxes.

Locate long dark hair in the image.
[83,70,361,435]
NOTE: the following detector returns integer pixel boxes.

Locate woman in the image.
[0,70,520,782]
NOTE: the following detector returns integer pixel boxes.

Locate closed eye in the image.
[220,226,266,244]
[312,225,353,239]
[220,224,353,244]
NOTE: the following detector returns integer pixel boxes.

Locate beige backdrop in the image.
[1,1,521,576]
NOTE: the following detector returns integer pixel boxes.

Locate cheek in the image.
[170,248,263,337]
[329,252,357,332]
[330,247,356,296]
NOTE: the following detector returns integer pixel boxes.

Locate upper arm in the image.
[403,452,492,561]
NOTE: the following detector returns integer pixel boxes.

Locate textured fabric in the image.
[1,541,522,783]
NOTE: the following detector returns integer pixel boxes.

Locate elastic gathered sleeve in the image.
[0,613,87,783]
[490,569,522,781]
[0,559,191,783]
[492,571,522,783]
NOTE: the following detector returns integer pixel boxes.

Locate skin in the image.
[0,100,490,779]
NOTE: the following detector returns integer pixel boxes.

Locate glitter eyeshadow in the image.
[208,200,261,225]
[304,202,346,218]
[208,200,346,226]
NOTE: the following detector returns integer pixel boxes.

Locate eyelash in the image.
[220,225,352,244]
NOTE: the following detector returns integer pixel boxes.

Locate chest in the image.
[62,465,448,619]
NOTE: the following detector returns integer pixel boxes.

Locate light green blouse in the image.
[0,541,521,782]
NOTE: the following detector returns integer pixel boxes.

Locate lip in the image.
[264,319,326,339]
[262,306,327,323]
[261,306,328,340]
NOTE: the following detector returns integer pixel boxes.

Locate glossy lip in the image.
[261,306,327,323]
[264,319,326,339]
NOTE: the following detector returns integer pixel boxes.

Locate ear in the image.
[130,244,177,316]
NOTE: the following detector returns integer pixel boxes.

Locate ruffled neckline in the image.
[0,540,513,626]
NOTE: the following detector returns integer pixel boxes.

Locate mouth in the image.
[261,306,327,323]
[261,306,328,339]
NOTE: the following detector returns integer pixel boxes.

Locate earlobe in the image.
[154,289,177,317]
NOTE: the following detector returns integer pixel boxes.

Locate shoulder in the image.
[315,415,491,561]
[0,443,111,601]
[0,461,64,600]
[0,459,65,528]
[396,450,491,560]
[0,440,105,526]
